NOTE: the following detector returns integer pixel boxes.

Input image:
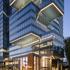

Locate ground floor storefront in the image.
[0,53,64,70]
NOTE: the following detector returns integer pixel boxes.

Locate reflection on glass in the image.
[22,57,28,70]
[34,56,39,70]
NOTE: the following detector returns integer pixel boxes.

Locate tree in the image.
[64,37,70,66]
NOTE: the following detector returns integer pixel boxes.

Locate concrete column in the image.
[50,57,52,70]
[20,58,23,70]
[57,61,59,70]
[28,53,34,70]
[61,64,63,70]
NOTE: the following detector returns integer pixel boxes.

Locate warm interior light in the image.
[10,33,40,48]
[41,56,49,67]
[11,33,40,43]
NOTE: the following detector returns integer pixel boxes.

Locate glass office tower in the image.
[0,0,10,61]
[0,0,10,69]
[0,0,64,70]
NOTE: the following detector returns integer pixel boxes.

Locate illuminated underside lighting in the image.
[11,33,40,43]
[37,2,63,18]
[25,35,53,47]
[11,0,32,10]
[37,2,63,25]
[10,0,16,6]
[52,3,63,15]
[10,33,40,47]
[10,34,54,48]
[22,35,53,47]
[10,0,41,9]
[0,49,7,52]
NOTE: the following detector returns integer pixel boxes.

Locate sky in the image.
[64,0,70,38]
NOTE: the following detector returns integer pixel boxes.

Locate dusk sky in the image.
[64,0,70,38]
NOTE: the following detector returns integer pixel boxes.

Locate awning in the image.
[37,3,63,26]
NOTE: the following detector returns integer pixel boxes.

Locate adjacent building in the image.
[0,0,10,61]
[0,0,64,70]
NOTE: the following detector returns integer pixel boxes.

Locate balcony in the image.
[10,0,64,29]
[10,33,40,46]
[37,3,63,26]
[10,2,39,23]
[9,33,40,58]
[10,0,64,12]
[10,0,40,10]
[9,3,48,42]
[32,35,64,57]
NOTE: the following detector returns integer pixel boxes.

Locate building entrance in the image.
[0,53,63,70]
[20,53,40,70]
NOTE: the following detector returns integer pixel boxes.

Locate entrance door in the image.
[40,56,50,70]
[28,53,40,70]
[20,53,40,70]
[34,55,40,70]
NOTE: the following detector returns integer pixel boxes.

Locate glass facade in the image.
[9,3,48,41]
[0,0,64,70]
[0,0,10,60]
[9,0,64,70]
